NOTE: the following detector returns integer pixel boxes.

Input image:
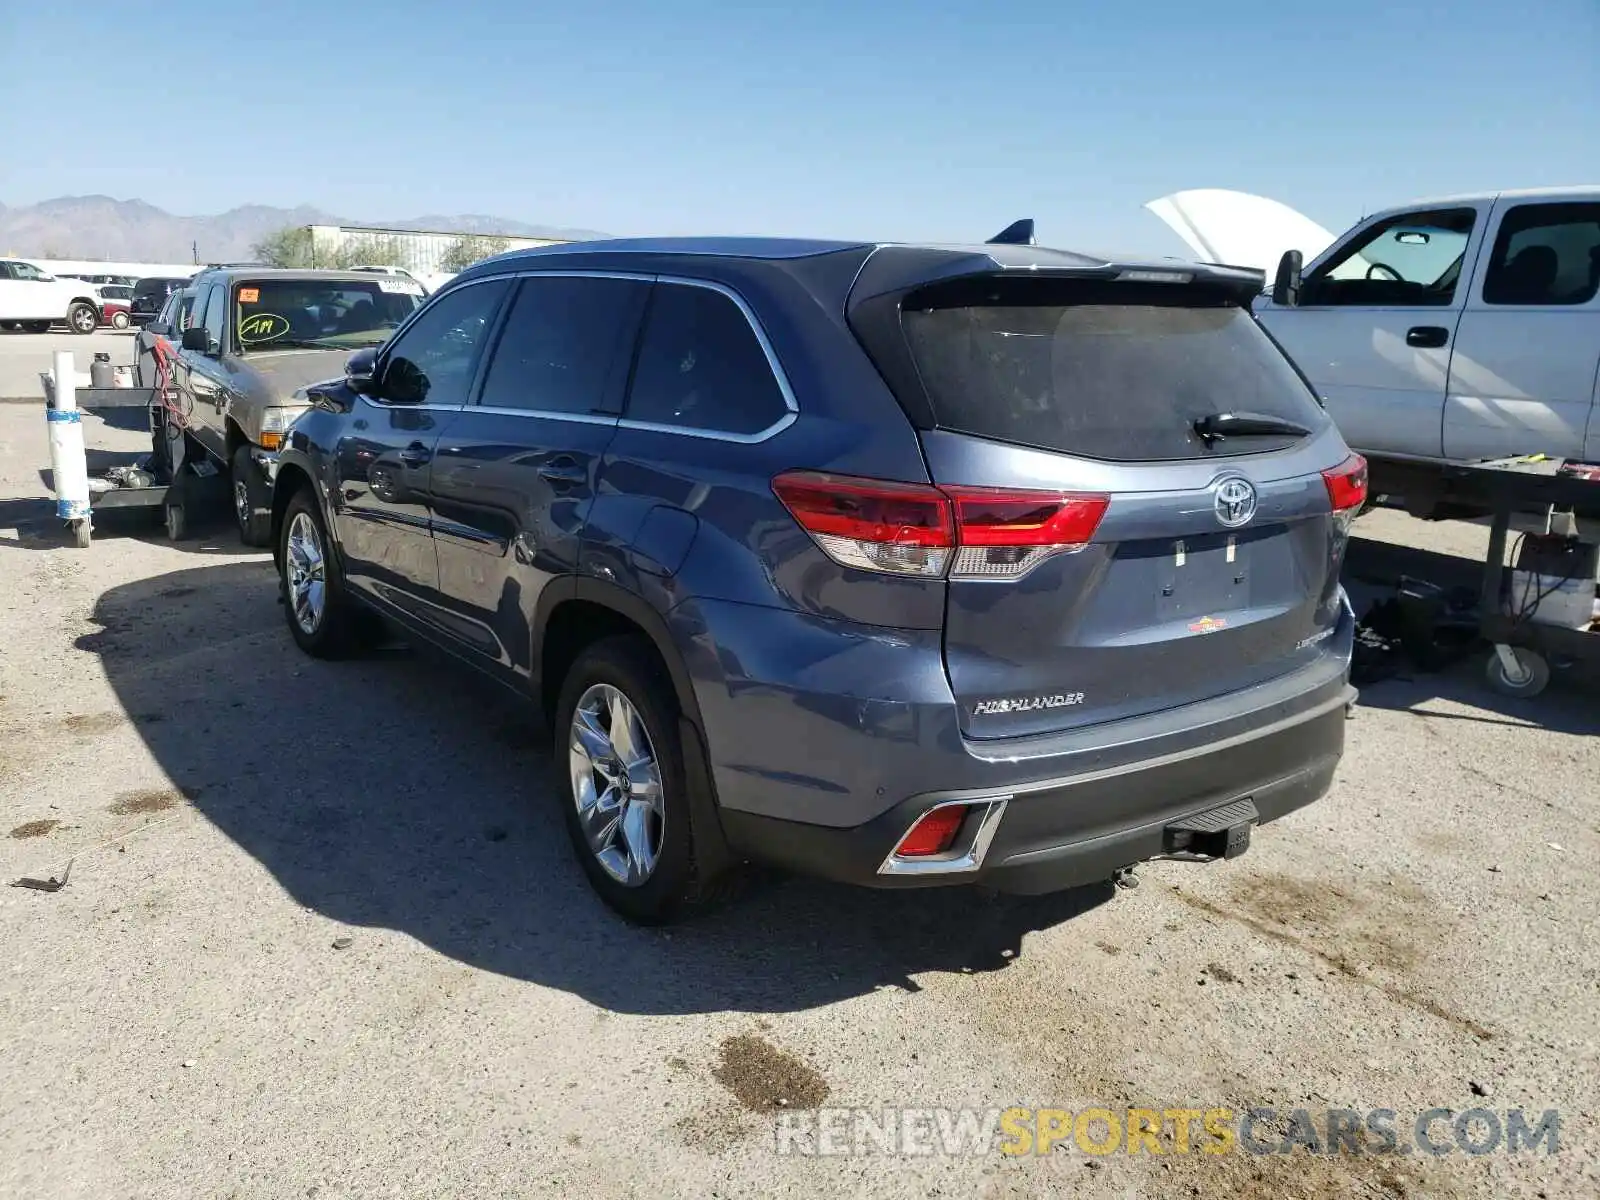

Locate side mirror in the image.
[345,347,378,392]
[1271,249,1304,307]
[181,327,213,354]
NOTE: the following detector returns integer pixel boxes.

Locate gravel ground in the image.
[0,385,1596,1199]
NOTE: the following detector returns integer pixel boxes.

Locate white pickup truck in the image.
[1249,187,1600,472]
[0,259,106,334]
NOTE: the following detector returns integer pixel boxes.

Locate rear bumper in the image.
[720,683,1351,893]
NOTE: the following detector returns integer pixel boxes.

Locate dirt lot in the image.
[1,378,1596,1198]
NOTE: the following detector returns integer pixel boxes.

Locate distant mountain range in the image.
[0,196,610,263]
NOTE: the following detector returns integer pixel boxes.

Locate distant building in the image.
[305,224,566,274]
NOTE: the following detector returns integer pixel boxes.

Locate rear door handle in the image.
[399,442,432,466]
[537,458,587,486]
[1406,325,1449,349]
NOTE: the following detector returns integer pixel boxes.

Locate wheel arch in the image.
[537,578,706,736]
[268,459,316,567]
[538,576,731,878]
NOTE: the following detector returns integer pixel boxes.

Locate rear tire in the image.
[22,320,51,334]
[278,485,361,658]
[231,445,273,547]
[111,311,130,331]
[554,636,716,924]
[67,303,97,335]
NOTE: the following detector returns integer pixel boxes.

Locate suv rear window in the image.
[900,279,1327,461]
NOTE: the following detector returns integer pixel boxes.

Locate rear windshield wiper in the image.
[1193,411,1313,446]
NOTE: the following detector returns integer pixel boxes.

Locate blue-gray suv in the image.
[270,236,1364,923]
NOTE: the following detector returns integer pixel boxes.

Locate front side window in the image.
[233,277,426,354]
[1482,203,1600,306]
[378,280,511,406]
[12,262,47,281]
[200,286,226,348]
[624,283,788,435]
[1305,208,1477,307]
[477,275,646,414]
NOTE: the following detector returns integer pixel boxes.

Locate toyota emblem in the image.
[1214,477,1257,528]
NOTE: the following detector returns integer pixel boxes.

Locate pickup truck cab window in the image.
[200,285,227,350]
[1482,202,1600,307]
[1304,208,1476,308]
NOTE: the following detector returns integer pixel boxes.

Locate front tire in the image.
[554,636,712,924]
[67,303,98,335]
[231,445,273,547]
[278,486,360,658]
[111,311,130,331]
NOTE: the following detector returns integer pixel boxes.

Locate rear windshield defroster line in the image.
[897,278,1329,462]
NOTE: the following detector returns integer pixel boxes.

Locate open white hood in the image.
[1145,189,1338,276]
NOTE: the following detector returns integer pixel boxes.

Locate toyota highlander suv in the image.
[269,236,1363,923]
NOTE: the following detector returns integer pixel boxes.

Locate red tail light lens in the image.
[1321,454,1369,512]
[944,487,1110,545]
[772,471,953,577]
[893,805,967,857]
[773,472,1109,582]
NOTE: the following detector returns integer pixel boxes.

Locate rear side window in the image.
[1482,203,1600,306]
[900,280,1327,461]
[477,275,646,415]
[624,282,789,436]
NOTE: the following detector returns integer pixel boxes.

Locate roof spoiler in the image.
[985,219,1035,246]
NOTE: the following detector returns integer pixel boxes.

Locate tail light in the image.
[772,471,1109,581]
[892,805,968,857]
[1321,454,1368,533]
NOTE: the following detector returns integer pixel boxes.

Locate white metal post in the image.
[47,350,91,524]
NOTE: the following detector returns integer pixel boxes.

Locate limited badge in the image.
[1188,615,1228,634]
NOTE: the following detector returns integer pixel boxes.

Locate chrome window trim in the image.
[621,273,799,443]
[442,269,800,442]
[472,405,619,426]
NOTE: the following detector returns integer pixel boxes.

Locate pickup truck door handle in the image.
[537,458,587,486]
[398,442,432,467]
[1406,325,1449,349]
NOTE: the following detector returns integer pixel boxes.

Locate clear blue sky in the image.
[2,0,1596,254]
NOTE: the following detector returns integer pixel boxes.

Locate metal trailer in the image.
[1420,455,1600,697]
[41,345,214,547]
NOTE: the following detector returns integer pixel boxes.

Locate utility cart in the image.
[41,344,215,547]
[1422,454,1600,697]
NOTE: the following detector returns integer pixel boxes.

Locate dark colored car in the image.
[129,276,193,327]
[269,237,1364,923]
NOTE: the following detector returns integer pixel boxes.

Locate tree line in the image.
[249,227,513,273]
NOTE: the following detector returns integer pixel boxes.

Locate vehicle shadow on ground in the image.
[1343,530,1600,729]
[1,465,242,554]
[1353,665,1600,735]
[86,560,1115,1015]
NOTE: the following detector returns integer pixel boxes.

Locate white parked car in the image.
[0,258,106,334]
[1253,187,1600,468]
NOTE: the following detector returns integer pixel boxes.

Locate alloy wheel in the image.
[284,512,326,634]
[568,683,664,887]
